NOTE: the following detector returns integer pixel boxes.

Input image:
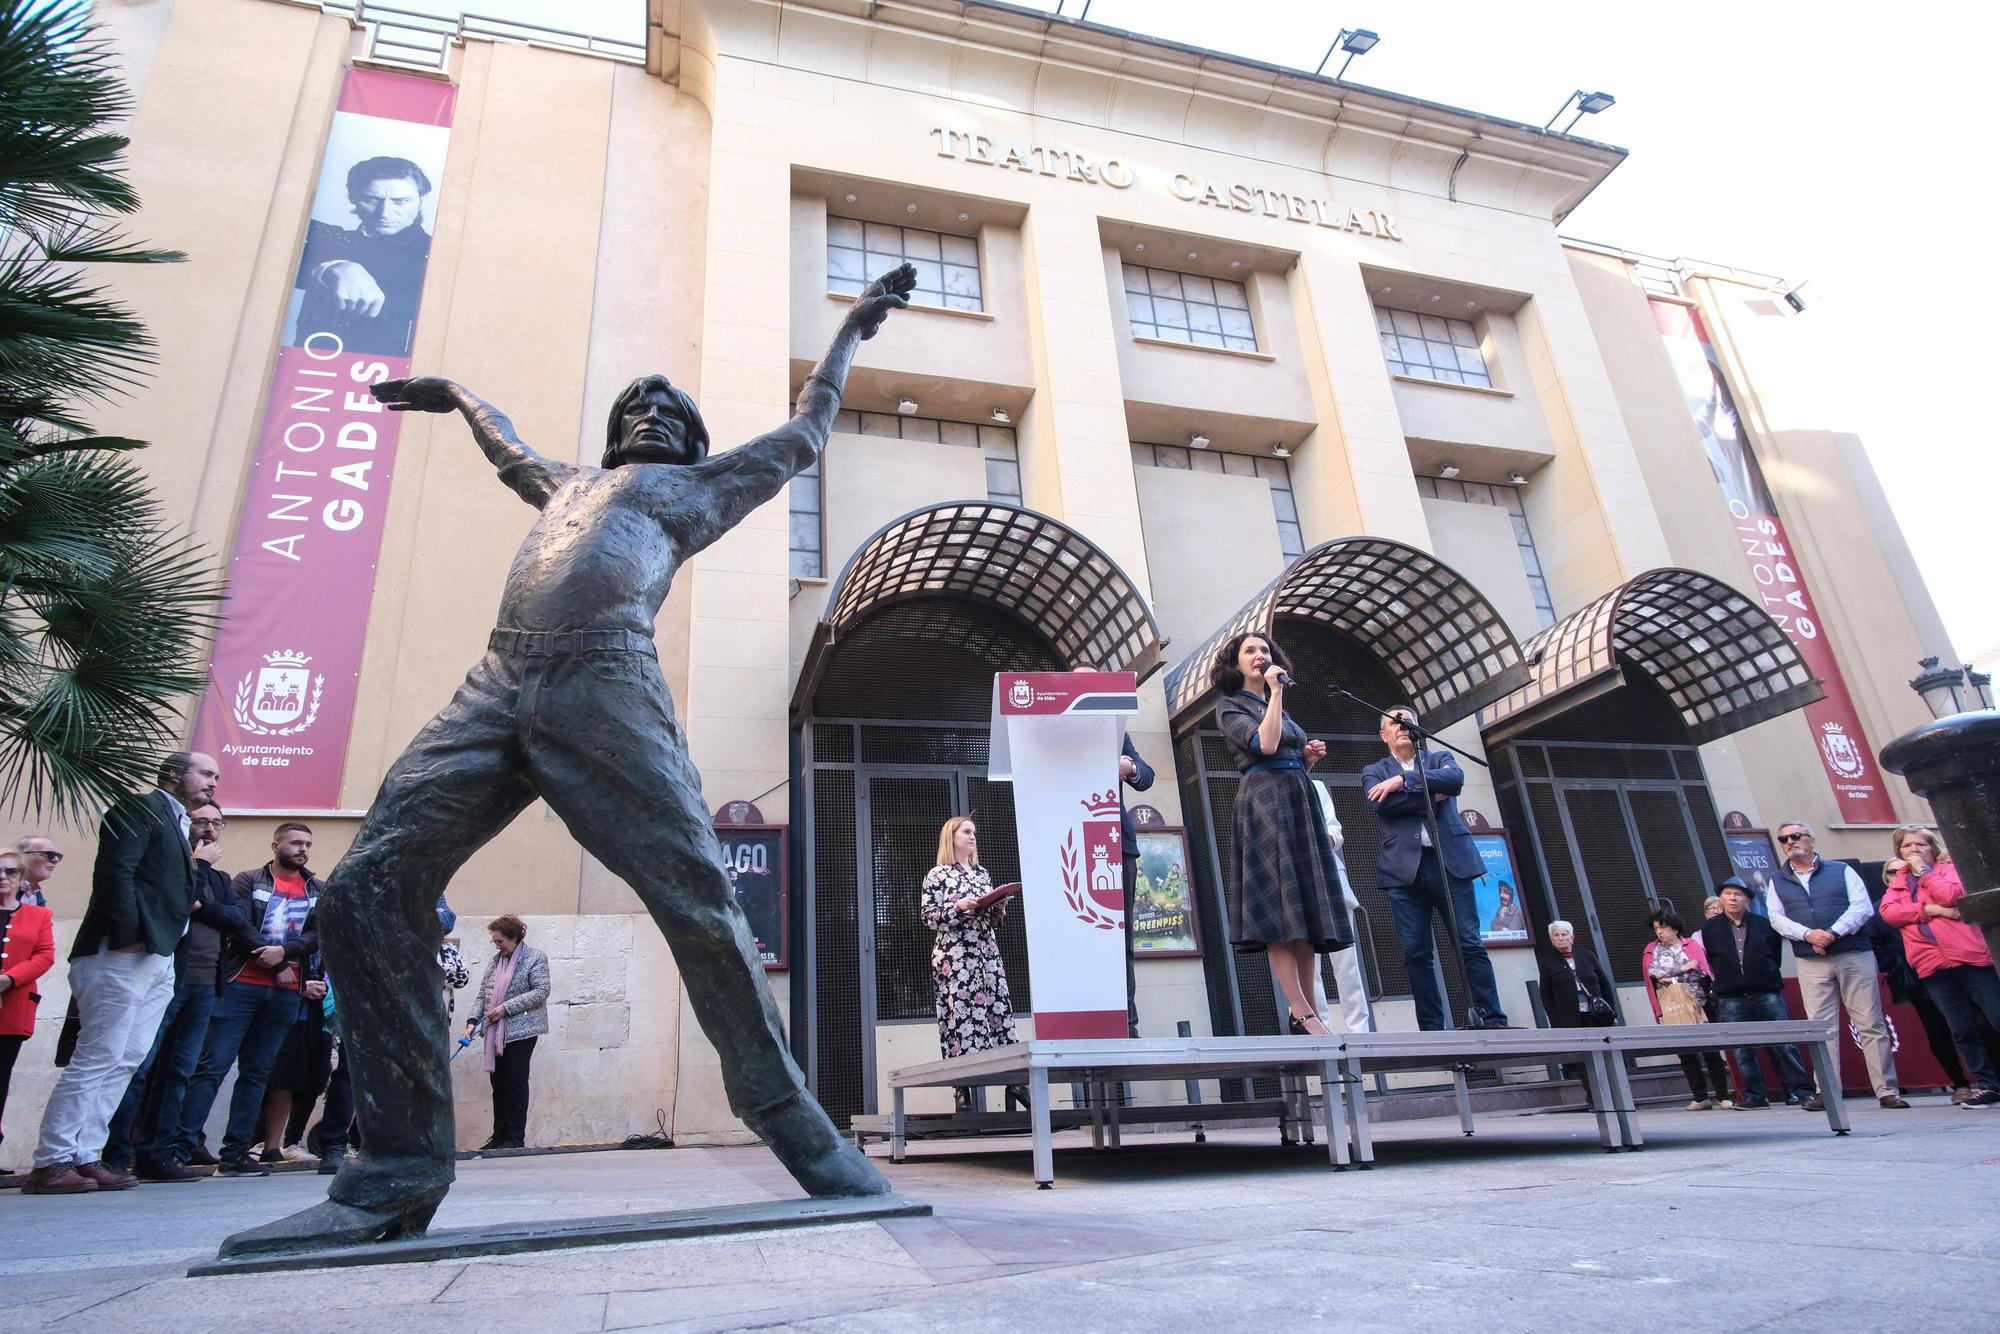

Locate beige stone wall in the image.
[1422,499,1543,642]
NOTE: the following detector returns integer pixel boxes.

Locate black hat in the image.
[1717,875,1749,892]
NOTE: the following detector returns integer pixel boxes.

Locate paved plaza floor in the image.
[6,1093,1996,1331]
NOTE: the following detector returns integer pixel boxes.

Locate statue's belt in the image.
[487,628,657,659]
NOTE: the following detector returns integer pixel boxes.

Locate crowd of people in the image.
[8,675,1995,1193]
[919,632,1998,1119]
[0,752,553,1194]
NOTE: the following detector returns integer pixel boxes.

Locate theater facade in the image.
[23,0,1954,1146]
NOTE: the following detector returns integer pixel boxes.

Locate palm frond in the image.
[0,0,223,821]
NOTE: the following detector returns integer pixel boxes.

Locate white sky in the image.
[392,0,1992,661]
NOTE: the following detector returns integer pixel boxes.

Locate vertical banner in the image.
[1652,300,1897,823]
[990,672,1139,1040]
[192,70,456,808]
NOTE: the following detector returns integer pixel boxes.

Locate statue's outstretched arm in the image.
[372,375,575,509]
[676,264,916,549]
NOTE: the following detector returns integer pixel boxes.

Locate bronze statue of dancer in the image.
[223,264,918,1256]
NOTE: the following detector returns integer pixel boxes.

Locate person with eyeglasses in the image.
[14,836,64,908]
[102,805,252,1181]
[1880,825,2000,1109]
[1765,821,1906,1110]
[0,851,57,1164]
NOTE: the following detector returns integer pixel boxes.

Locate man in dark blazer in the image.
[1117,733,1155,1037]
[23,752,217,1195]
[1362,707,1508,1031]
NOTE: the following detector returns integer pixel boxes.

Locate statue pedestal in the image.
[188,1192,930,1277]
[1880,711,2000,965]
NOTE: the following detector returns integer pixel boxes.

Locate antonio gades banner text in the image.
[191,69,456,808]
[1651,300,1897,824]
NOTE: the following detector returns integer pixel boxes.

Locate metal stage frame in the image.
[859,1021,1846,1187]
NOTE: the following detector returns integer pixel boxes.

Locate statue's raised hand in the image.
[372,376,461,413]
[848,263,916,341]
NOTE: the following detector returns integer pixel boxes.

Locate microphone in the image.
[1271,668,1297,689]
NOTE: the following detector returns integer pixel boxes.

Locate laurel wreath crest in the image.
[232,671,326,737]
[1059,829,1122,931]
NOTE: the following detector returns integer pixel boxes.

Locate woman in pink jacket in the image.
[1881,826,2000,1109]
[1641,905,1733,1109]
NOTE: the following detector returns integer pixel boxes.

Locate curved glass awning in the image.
[1479,567,1824,745]
[791,502,1165,719]
[1164,537,1529,735]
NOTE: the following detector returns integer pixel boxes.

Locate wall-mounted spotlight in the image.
[1438,463,1461,479]
[1315,27,1380,80]
[896,398,919,415]
[1189,433,1211,450]
[1271,443,1292,459]
[990,407,1011,424]
[1544,89,1616,134]
[1507,470,1528,486]
[1783,285,1808,313]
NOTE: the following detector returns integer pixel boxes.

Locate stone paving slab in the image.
[1,1095,1994,1331]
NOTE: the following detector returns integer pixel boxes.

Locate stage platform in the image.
[857,1021,1844,1187]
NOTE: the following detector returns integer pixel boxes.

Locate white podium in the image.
[989,670,1139,1039]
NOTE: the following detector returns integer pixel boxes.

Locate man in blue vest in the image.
[1767,820,1907,1110]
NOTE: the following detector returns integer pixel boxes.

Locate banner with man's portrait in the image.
[191,69,457,809]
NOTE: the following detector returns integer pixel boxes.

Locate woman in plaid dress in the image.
[1211,631,1354,1035]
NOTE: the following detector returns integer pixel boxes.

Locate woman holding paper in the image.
[921,817,1018,1086]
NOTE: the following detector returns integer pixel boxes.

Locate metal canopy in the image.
[791,502,1165,720]
[1165,537,1528,735]
[1479,567,1824,745]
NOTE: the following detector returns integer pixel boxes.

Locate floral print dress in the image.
[921,862,1018,1057]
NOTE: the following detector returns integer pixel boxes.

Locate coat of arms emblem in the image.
[232,649,325,737]
[1819,721,1865,780]
[1060,789,1125,930]
[1008,677,1036,710]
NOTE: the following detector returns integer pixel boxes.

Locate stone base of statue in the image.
[189,1191,930,1277]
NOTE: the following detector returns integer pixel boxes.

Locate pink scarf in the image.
[482,948,518,1073]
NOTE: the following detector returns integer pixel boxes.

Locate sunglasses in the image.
[28,849,62,862]
[1776,832,1809,844]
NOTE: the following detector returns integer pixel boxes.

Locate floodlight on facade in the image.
[1314,27,1381,80]
[1189,433,1211,450]
[1438,464,1461,479]
[1545,89,1617,134]
[896,398,919,415]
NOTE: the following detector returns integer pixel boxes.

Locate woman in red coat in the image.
[1880,826,2000,1109]
[0,850,58,1152]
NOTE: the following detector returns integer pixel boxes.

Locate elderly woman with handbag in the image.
[1642,905,1733,1109]
[470,915,551,1150]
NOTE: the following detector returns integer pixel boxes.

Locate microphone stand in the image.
[1320,681,1494,1032]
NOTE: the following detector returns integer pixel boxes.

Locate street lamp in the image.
[1910,656,1993,719]
[1315,27,1381,80]
[1545,89,1616,134]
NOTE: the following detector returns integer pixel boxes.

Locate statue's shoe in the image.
[217,1187,446,1259]
[746,1090,892,1198]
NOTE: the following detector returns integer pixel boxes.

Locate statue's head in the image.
[604,375,710,468]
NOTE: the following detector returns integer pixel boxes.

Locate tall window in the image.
[1377,307,1492,387]
[792,411,1022,579]
[1415,474,1554,627]
[1133,443,1303,562]
[790,457,824,579]
[1122,264,1257,352]
[827,217,982,312]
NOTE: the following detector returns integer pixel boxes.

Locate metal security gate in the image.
[804,726,1033,1124]
[798,597,1065,1126]
[1492,669,1731,998]
[1173,621,1482,1094]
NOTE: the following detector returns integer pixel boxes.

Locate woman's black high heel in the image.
[1288,1014,1311,1036]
